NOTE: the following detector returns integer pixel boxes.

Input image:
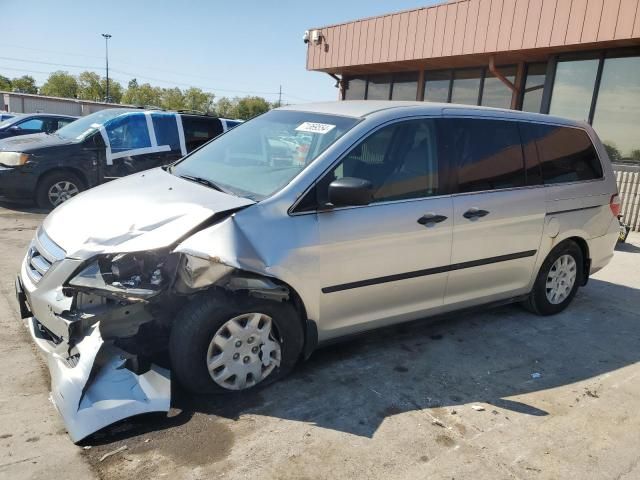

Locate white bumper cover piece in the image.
[26,319,171,443]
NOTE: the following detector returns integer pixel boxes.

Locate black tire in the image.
[169,290,304,394]
[524,241,584,316]
[35,170,85,209]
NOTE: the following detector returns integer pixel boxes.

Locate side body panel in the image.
[445,188,545,306]
[317,197,453,340]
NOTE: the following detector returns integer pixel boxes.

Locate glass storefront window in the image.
[481,66,516,109]
[521,63,547,113]
[367,74,392,100]
[391,72,419,101]
[344,77,367,100]
[424,71,451,103]
[451,69,482,105]
[592,56,640,163]
[549,59,599,121]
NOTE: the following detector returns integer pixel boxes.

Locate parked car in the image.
[0,113,15,122]
[15,101,620,442]
[0,113,77,139]
[0,108,237,208]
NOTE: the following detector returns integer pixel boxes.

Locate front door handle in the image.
[418,213,448,226]
[463,208,490,219]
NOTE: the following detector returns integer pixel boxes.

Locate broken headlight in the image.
[68,251,176,299]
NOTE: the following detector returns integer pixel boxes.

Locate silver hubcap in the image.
[546,254,577,304]
[206,313,281,390]
[48,181,79,206]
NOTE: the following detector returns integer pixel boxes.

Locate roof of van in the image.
[279,101,586,128]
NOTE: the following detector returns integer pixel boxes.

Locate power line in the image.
[0,55,283,96]
[0,44,317,100]
[0,60,315,102]
[0,56,101,71]
[0,43,103,60]
[0,43,259,85]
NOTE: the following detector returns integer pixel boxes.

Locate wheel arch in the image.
[565,236,590,286]
[178,268,318,360]
[36,167,89,190]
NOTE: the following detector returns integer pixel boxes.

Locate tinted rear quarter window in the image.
[181,116,223,152]
[152,113,181,151]
[525,124,603,184]
[447,118,525,193]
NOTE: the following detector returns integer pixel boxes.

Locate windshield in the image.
[172,110,358,200]
[55,109,136,140]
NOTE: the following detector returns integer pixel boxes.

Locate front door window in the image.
[324,119,441,204]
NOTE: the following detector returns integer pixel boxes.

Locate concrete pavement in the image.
[1,201,639,480]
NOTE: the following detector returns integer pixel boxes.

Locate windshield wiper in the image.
[178,174,229,194]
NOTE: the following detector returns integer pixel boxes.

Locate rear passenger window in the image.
[17,118,44,131]
[529,125,603,184]
[105,113,151,153]
[448,119,525,193]
[152,113,181,152]
[181,117,223,152]
[328,119,440,203]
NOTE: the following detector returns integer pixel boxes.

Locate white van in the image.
[16,101,620,441]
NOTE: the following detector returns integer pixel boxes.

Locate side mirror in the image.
[84,133,104,148]
[327,177,373,207]
[8,126,20,132]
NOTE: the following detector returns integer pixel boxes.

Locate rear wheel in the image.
[36,171,85,209]
[169,291,304,394]
[524,241,584,316]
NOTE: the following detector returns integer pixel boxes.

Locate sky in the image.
[0,0,440,104]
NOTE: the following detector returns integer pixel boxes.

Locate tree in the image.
[215,96,237,118]
[11,75,37,94]
[122,81,162,107]
[102,78,123,103]
[184,87,215,113]
[0,75,11,91]
[40,71,78,98]
[77,71,103,101]
[161,87,185,110]
[603,143,622,163]
[235,96,271,120]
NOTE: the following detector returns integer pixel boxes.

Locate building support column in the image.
[512,62,526,110]
[488,55,520,110]
[417,70,425,101]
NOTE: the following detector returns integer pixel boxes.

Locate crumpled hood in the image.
[0,132,75,152]
[42,168,255,258]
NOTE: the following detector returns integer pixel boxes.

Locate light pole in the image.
[101,33,112,102]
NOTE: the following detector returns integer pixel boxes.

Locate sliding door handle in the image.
[418,213,448,226]
[463,208,490,219]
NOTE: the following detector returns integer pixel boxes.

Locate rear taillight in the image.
[610,194,622,217]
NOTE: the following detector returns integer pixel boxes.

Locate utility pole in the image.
[101,33,112,102]
[278,85,282,107]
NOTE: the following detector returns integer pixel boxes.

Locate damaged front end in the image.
[17,240,180,442]
[17,221,291,443]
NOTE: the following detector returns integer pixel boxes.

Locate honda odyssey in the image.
[15,101,620,441]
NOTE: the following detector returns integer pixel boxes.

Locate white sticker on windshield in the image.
[295,122,336,135]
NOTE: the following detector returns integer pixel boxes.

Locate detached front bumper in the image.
[16,252,171,443]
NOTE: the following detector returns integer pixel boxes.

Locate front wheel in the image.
[36,171,85,209]
[169,291,304,394]
[524,241,584,316]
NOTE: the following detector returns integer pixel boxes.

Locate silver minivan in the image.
[15,101,620,441]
